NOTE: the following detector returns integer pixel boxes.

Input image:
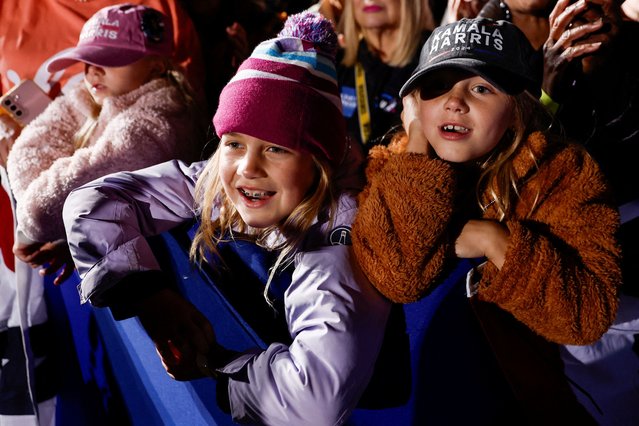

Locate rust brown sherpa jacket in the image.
[352,131,621,345]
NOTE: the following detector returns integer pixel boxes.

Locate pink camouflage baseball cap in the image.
[47,4,174,72]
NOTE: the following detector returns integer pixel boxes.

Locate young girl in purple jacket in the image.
[7,4,203,284]
[63,12,389,425]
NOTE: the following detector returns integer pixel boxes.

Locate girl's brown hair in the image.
[476,91,553,220]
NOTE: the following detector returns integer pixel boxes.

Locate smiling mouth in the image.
[442,124,470,134]
[239,188,275,201]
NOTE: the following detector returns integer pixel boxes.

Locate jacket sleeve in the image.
[478,147,622,345]
[222,245,391,426]
[7,93,82,204]
[352,150,459,303]
[63,160,205,306]
[12,100,187,242]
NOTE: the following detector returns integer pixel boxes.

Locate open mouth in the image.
[91,84,106,93]
[239,188,275,201]
[441,124,470,134]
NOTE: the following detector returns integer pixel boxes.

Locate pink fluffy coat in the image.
[7,78,202,242]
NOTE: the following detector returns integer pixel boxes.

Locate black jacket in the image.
[337,33,428,151]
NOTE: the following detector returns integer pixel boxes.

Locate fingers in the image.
[403,94,432,155]
[39,259,63,276]
[0,139,9,169]
[13,241,42,260]
[560,41,603,63]
[155,339,206,381]
[557,19,604,49]
[549,0,590,41]
[24,243,57,266]
[549,0,575,28]
[53,263,75,285]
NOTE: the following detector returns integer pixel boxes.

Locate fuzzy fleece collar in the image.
[68,77,175,118]
[370,130,550,180]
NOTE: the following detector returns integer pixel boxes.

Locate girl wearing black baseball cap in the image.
[352,17,621,423]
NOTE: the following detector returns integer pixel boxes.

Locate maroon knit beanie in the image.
[212,12,347,167]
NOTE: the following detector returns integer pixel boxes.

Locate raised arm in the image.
[63,159,206,306]
[352,148,461,303]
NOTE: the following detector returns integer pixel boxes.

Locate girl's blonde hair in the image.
[190,147,337,301]
[340,0,433,67]
[476,91,554,220]
[73,57,198,150]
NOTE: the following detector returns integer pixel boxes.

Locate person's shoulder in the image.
[334,192,358,226]
[531,132,604,181]
[302,193,358,251]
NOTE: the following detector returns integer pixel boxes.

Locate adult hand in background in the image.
[137,288,217,380]
[13,238,75,285]
[543,0,622,100]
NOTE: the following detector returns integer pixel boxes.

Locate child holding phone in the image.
[62,12,389,424]
[7,4,204,283]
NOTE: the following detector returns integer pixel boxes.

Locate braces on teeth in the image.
[242,189,269,198]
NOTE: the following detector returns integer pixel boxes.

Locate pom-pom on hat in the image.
[47,4,174,72]
[213,12,347,167]
[400,18,540,98]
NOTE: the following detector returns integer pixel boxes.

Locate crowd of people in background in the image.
[1,0,638,425]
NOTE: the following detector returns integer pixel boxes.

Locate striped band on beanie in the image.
[213,12,347,167]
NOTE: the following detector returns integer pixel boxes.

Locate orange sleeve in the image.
[478,146,621,345]
[352,149,460,303]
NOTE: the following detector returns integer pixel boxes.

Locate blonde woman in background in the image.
[337,0,433,150]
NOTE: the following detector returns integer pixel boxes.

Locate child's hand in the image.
[455,219,510,270]
[137,288,217,380]
[13,239,76,285]
[622,0,639,20]
[401,94,432,156]
[0,114,21,168]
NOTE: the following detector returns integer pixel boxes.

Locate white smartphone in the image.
[0,80,52,127]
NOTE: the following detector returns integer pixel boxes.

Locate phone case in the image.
[0,80,52,126]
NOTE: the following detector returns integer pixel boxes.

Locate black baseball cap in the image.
[399,18,540,98]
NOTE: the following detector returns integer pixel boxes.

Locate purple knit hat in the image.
[213,12,346,166]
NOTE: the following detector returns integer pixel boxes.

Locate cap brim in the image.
[46,45,145,72]
[399,59,538,98]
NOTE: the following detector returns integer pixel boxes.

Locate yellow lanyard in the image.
[354,62,371,145]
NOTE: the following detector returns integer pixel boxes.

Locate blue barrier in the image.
[53,229,518,425]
